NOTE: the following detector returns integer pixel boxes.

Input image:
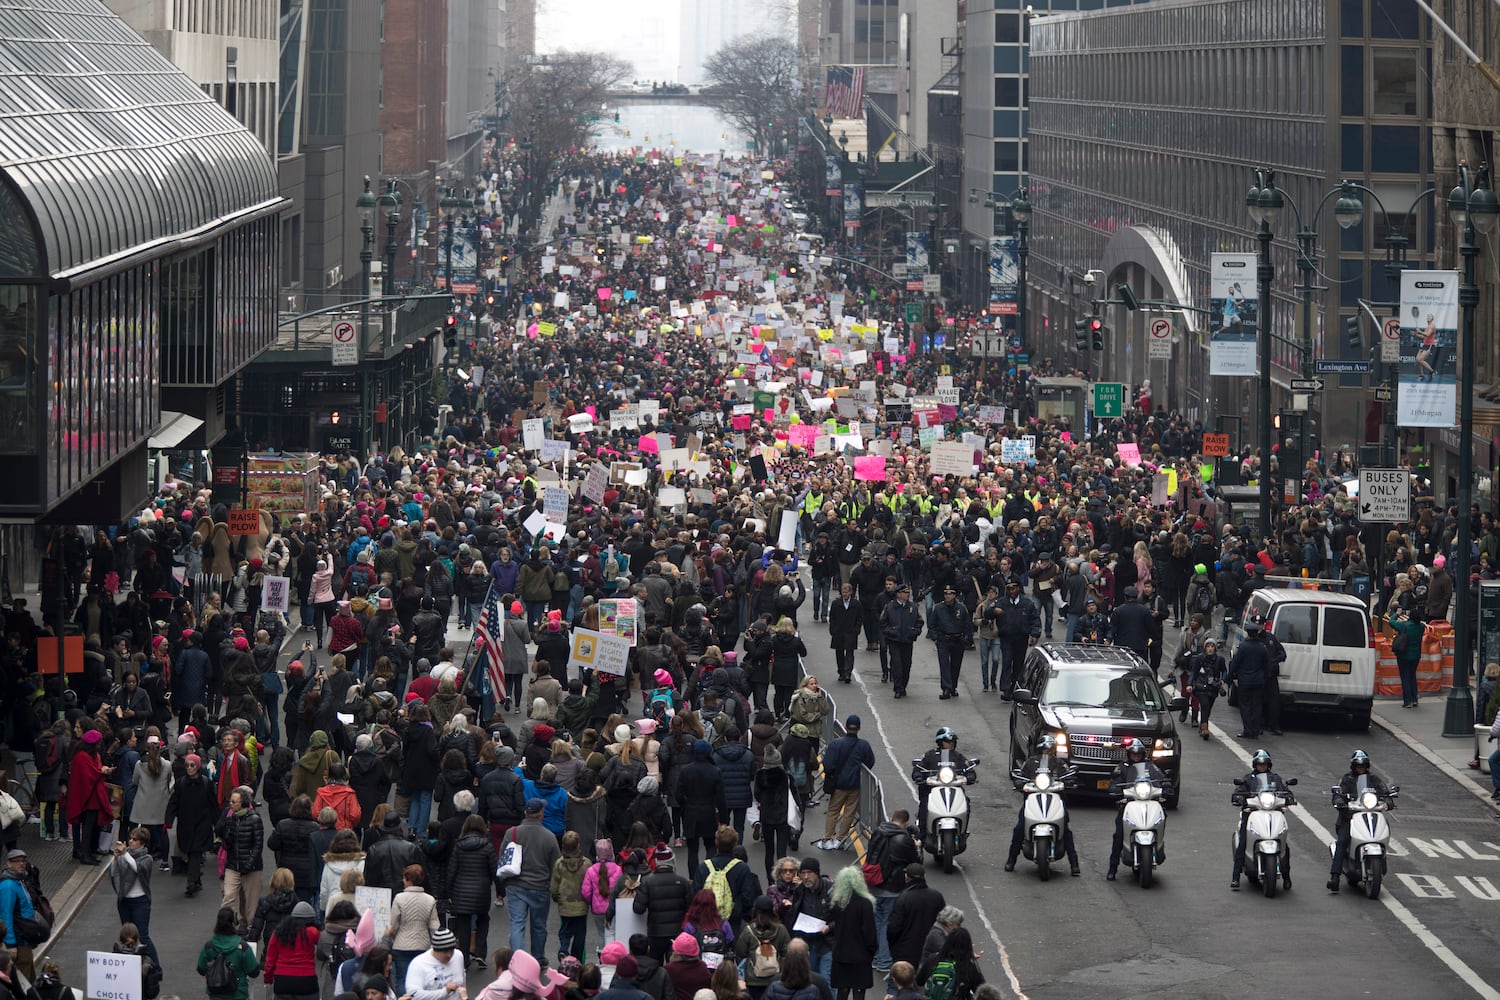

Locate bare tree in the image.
[500,49,632,222]
[702,34,805,156]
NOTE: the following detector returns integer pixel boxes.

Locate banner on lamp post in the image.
[906,233,930,273]
[1208,252,1258,376]
[1396,269,1459,427]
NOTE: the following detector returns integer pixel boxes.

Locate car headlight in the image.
[1134,780,1153,799]
[1033,773,1052,791]
[938,766,955,784]
[1360,790,1378,810]
[1258,790,1277,810]
[1155,737,1174,750]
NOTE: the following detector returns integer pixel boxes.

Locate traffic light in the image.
[1345,314,1362,349]
[1074,318,1090,351]
[443,315,458,352]
[1088,318,1105,351]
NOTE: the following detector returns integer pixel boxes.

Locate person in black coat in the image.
[479,745,527,839]
[827,585,863,684]
[711,734,757,841]
[400,707,442,837]
[885,865,944,969]
[164,753,217,896]
[632,848,694,962]
[691,826,759,928]
[768,622,807,719]
[267,795,323,905]
[444,815,495,964]
[347,738,391,836]
[827,867,878,1000]
[1108,587,1156,663]
[674,740,729,875]
[364,811,422,891]
[753,747,793,884]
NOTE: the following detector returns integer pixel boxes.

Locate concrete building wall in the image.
[900,0,957,149]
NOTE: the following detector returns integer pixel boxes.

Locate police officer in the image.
[1004,735,1079,876]
[1105,737,1171,881]
[927,586,973,700]
[1328,749,1393,892]
[1230,749,1295,890]
[880,582,923,699]
[1225,615,1272,738]
[989,578,1040,697]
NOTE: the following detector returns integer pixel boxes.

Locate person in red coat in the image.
[65,728,115,865]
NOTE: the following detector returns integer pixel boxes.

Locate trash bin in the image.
[1477,725,1493,775]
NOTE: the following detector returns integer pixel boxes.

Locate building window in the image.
[994,76,1019,109]
[994,141,1020,174]
[1340,0,1363,37]
[1371,125,1420,173]
[1371,47,1419,115]
[1371,0,1419,38]
[996,11,1020,43]
[1340,45,1364,116]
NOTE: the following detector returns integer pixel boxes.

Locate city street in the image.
[38,612,1500,1000]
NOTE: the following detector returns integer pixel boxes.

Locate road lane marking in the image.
[1211,722,1500,1000]
[852,670,1030,1000]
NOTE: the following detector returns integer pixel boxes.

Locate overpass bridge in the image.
[606,90,719,105]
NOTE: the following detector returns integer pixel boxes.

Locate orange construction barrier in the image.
[1374,636,1401,697]
[1417,622,1450,693]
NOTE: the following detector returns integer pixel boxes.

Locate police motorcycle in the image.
[1010,754,1077,881]
[912,749,979,873]
[1330,776,1399,900]
[1232,773,1298,898]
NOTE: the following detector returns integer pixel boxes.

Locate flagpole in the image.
[459,578,492,710]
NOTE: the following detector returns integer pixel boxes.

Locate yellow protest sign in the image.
[537,322,557,337]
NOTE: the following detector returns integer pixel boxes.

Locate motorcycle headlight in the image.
[1360,790,1378,810]
[1134,780,1152,799]
[1051,732,1068,755]
[1258,790,1277,810]
[1034,773,1052,791]
[938,766,956,784]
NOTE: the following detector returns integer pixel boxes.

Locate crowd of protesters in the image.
[0,138,1490,1000]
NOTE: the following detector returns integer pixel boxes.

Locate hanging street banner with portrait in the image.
[906,232,930,273]
[988,236,1019,315]
[842,183,862,229]
[1208,252,1258,376]
[1397,269,1459,427]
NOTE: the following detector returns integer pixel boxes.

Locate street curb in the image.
[1370,711,1500,814]
[34,855,111,964]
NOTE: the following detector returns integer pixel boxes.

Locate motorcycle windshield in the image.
[1121,762,1156,783]
[1247,773,1276,794]
[1354,774,1373,796]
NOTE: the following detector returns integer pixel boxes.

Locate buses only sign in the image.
[1358,468,1410,523]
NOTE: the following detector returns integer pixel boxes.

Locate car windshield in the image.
[1045,668,1167,711]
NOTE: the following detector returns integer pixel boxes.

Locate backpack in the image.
[924,960,959,1000]
[1192,585,1214,615]
[703,857,741,920]
[750,935,781,979]
[35,731,60,772]
[647,687,676,720]
[327,935,357,972]
[138,954,162,1000]
[372,726,403,781]
[204,942,244,996]
[693,922,731,956]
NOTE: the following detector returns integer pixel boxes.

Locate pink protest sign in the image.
[597,287,612,301]
[937,405,958,422]
[1117,442,1141,466]
[853,456,887,481]
[638,435,660,454]
[731,414,752,431]
[789,425,818,448]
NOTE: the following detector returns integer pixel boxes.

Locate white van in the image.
[1232,590,1376,729]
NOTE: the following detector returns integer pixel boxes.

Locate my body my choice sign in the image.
[88,950,141,1000]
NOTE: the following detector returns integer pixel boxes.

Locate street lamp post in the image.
[1247,169,1285,546]
[1288,182,1366,474]
[441,186,460,294]
[968,186,1030,369]
[356,176,377,458]
[380,180,402,292]
[1443,162,1499,738]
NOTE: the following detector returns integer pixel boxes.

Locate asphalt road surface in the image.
[42,612,1500,1000]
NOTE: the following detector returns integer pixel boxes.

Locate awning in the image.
[147,411,204,450]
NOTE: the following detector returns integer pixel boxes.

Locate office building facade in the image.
[1024,0,1436,453]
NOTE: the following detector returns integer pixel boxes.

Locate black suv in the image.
[1008,643,1186,808]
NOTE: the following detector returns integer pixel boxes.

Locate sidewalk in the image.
[1370,694,1499,810]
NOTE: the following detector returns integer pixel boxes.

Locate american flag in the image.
[473,581,506,705]
[825,66,865,120]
